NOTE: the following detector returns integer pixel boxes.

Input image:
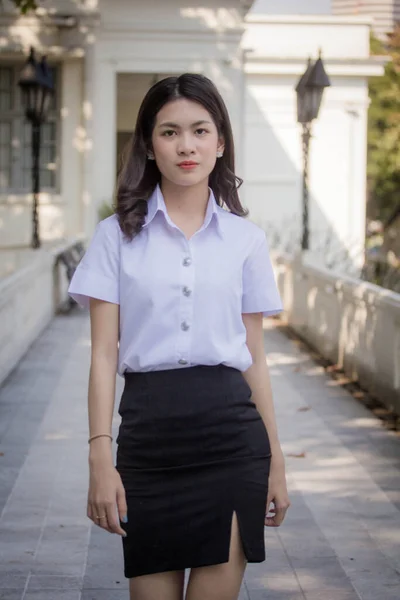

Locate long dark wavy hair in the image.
[115,73,248,239]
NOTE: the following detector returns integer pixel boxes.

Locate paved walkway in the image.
[0,310,399,600]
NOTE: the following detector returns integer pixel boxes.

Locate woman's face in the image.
[151,98,224,188]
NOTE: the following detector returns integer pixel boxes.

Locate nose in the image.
[177,132,196,155]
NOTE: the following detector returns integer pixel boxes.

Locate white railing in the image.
[0,240,81,387]
[273,253,400,415]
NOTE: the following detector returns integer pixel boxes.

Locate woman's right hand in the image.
[87,459,128,537]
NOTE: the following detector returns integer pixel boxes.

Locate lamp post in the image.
[295,52,331,251]
[18,47,54,249]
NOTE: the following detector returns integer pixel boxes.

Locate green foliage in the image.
[368,28,400,222]
[369,32,385,55]
[9,0,38,13]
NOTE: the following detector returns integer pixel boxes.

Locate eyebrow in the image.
[157,120,212,129]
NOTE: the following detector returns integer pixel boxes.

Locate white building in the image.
[251,0,331,15]
[0,0,384,264]
[332,0,400,40]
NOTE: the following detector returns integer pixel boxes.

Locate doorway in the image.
[116,73,174,178]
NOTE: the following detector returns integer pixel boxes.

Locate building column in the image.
[60,59,84,238]
[83,53,117,238]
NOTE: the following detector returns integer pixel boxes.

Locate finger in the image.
[268,506,288,527]
[265,505,277,526]
[265,511,282,527]
[117,486,128,525]
[94,504,113,534]
[106,503,127,537]
[265,494,275,521]
[265,517,278,527]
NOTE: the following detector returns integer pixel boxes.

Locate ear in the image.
[217,138,225,158]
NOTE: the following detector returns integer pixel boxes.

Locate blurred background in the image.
[0,3,400,599]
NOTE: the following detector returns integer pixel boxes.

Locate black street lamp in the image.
[295,52,331,250]
[18,47,54,249]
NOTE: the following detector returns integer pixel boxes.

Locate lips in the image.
[177,161,198,167]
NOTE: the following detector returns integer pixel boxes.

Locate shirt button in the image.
[183,286,192,297]
[183,257,192,267]
[178,358,188,365]
[181,321,190,331]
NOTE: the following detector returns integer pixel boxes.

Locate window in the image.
[0,64,59,193]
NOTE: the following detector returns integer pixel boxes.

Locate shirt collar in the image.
[143,184,223,239]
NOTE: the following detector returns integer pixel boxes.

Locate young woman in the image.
[69,73,290,600]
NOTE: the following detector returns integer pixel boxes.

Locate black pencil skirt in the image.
[115,364,271,579]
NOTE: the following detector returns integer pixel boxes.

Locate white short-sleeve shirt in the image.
[69,185,282,374]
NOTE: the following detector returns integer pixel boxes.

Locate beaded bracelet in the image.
[88,434,113,444]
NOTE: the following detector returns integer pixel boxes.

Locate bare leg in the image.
[129,570,185,600]
[185,512,247,600]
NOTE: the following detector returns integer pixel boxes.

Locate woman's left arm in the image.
[242,312,290,527]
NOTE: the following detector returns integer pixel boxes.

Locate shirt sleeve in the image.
[68,217,120,309]
[242,230,283,317]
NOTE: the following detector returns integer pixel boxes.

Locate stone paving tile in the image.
[292,558,357,593]
[267,324,400,511]
[0,569,28,591]
[246,571,301,593]
[303,592,359,600]
[0,313,91,592]
[27,574,82,590]
[24,592,81,600]
[267,372,400,596]
[1,313,400,600]
[83,529,127,591]
[238,586,249,600]
[352,583,400,600]
[0,315,82,520]
[0,592,24,600]
[81,592,129,600]
[247,591,304,600]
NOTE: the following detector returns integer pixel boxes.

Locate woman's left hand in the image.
[265,450,290,527]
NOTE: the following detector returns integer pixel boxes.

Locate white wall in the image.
[243,15,372,59]
[251,0,331,15]
[99,0,245,30]
[242,75,300,229]
[241,16,382,268]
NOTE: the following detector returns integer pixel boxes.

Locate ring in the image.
[96,515,106,519]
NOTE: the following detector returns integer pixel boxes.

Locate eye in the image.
[161,130,176,137]
[195,128,209,135]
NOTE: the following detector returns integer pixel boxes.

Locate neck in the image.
[160,179,210,218]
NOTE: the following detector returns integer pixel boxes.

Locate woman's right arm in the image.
[87,297,127,537]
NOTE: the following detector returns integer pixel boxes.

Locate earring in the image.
[147,151,155,160]
[216,151,223,158]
